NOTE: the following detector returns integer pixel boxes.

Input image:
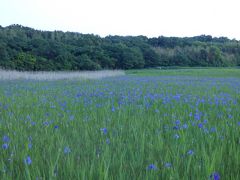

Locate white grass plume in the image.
[0,69,125,81]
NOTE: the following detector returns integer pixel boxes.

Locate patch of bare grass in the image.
[0,69,125,80]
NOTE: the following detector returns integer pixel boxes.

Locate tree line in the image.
[0,24,240,71]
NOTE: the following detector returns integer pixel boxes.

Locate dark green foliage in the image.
[75,54,101,70]
[14,52,36,70]
[0,24,240,70]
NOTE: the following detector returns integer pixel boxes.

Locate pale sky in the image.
[1,0,240,39]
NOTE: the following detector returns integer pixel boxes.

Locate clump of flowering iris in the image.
[174,134,180,139]
[175,120,181,125]
[198,123,203,128]
[3,135,10,143]
[147,164,157,170]
[173,126,180,130]
[210,127,216,133]
[69,115,74,121]
[106,138,110,144]
[187,150,194,155]
[194,113,201,121]
[182,124,188,129]
[64,146,71,154]
[2,143,9,150]
[31,121,36,126]
[24,156,32,165]
[43,121,49,126]
[100,128,107,135]
[210,172,220,180]
[111,106,115,112]
[28,143,32,149]
[164,162,172,168]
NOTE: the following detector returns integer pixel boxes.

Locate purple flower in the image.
[210,127,216,133]
[187,150,194,155]
[64,146,71,154]
[194,113,201,121]
[54,125,59,129]
[175,120,181,125]
[198,123,203,128]
[147,164,157,170]
[100,128,107,135]
[174,134,180,139]
[69,115,74,121]
[24,156,32,165]
[43,121,49,126]
[189,112,193,117]
[50,105,56,109]
[173,126,179,130]
[28,143,32,149]
[164,162,172,168]
[31,121,36,126]
[111,106,115,112]
[26,115,31,120]
[182,124,188,129]
[2,143,9,150]
[106,138,110,144]
[3,135,10,143]
[210,172,220,180]
[237,122,240,126]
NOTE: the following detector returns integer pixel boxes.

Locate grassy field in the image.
[127,67,240,77]
[0,68,240,179]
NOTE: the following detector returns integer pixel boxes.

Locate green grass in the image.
[127,67,240,77]
[0,68,240,179]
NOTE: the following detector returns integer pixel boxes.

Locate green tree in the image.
[0,24,240,70]
[120,47,145,69]
[14,52,36,70]
[0,45,9,67]
[207,46,224,66]
[76,54,101,70]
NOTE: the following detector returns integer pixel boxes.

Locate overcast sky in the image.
[1,0,240,39]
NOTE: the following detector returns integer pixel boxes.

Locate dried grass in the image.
[0,69,125,81]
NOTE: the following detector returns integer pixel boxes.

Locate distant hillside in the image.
[0,24,240,70]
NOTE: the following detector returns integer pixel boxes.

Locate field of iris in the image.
[0,68,240,179]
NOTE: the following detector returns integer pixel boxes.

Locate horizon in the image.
[1,0,240,40]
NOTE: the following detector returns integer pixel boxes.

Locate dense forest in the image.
[0,24,240,71]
